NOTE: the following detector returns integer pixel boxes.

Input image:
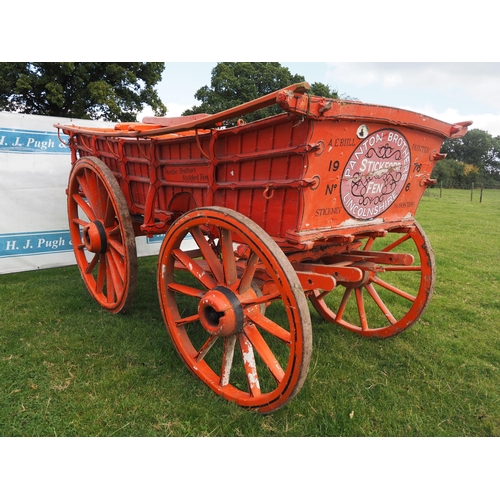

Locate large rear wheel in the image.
[157,207,312,413]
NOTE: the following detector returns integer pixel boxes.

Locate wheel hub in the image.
[349,261,378,287]
[83,220,107,254]
[198,286,244,337]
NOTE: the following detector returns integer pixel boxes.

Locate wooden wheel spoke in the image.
[365,283,397,325]
[372,276,416,302]
[238,333,261,397]
[73,193,96,221]
[81,170,101,218]
[363,236,376,251]
[105,254,117,303]
[355,288,368,331]
[73,217,90,228]
[245,308,291,344]
[88,171,105,220]
[107,246,126,287]
[240,290,280,307]
[175,313,200,326]
[382,233,411,252]
[220,228,238,287]
[167,282,205,298]
[96,178,112,222]
[96,254,107,294]
[76,173,91,202]
[190,226,224,284]
[336,287,353,322]
[172,248,217,289]
[238,251,260,294]
[244,323,285,383]
[107,235,126,258]
[85,252,100,275]
[195,336,218,362]
[103,196,116,227]
[220,335,237,387]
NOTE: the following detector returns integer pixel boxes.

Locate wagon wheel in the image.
[310,221,435,338]
[157,207,312,413]
[67,156,137,313]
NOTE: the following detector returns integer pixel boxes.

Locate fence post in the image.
[440,181,442,198]
[480,185,483,203]
[471,182,474,201]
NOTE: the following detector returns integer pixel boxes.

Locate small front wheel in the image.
[157,207,312,413]
[67,157,137,313]
[310,221,435,338]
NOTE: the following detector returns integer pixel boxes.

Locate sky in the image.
[149,62,500,137]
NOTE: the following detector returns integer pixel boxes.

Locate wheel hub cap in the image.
[198,286,244,337]
[83,220,107,254]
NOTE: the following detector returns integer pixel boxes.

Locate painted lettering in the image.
[315,207,341,216]
[341,128,411,220]
[325,183,337,195]
[26,137,55,151]
[6,240,17,251]
[37,236,66,250]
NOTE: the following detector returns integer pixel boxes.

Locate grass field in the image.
[1,188,499,437]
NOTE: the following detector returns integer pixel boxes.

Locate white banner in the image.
[0,112,162,275]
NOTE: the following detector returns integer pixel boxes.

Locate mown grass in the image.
[1,188,499,436]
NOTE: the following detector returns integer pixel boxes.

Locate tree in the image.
[441,129,500,173]
[436,128,500,187]
[182,62,338,125]
[0,63,167,122]
[432,159,480,188]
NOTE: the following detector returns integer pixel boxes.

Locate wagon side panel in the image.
[211,116,310,241]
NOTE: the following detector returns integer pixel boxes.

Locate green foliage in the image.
[0,63,167,121]
[437,128,500,187]
[442,128,500,170]
[432,159,476,188]
[182,62,338,126]
[309,81,337,98]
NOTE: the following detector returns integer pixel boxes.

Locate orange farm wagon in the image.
[55,82,471,413]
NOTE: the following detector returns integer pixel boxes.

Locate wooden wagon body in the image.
[55,83,471,412]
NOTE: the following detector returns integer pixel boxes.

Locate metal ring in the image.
[263,185,275,200]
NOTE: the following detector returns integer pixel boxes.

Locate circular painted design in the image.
[341,128,411,220]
